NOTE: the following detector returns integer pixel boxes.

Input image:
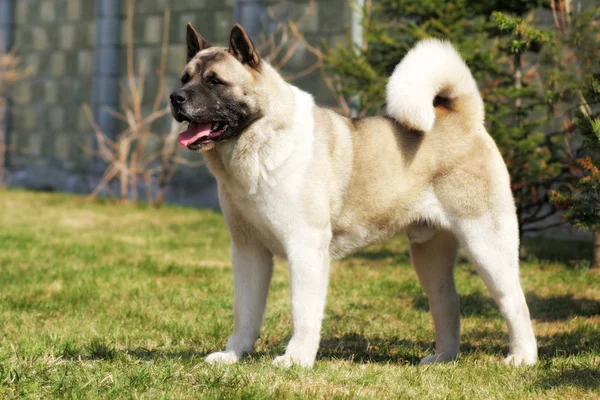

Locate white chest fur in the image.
[214,87,319,258]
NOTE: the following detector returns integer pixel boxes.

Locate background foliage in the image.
[323,0,600,242]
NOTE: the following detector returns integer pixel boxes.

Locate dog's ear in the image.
[229,24,261,70]
[187,23,211,61]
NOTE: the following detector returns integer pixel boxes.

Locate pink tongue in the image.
[178,122,212,147]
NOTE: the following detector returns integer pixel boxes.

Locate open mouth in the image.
[178,121,229,149]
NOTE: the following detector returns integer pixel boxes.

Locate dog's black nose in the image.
[170,90,188,105]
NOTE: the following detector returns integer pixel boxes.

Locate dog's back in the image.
[304,40,513,258]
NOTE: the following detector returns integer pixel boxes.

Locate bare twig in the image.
[257,0,350,116]
[0,49,31,187]
[288,20,350,115]
[153,8,171,113]
[84,0,201,205]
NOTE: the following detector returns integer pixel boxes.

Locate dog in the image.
[169,23,538,368]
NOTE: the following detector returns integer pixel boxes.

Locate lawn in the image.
[0,190,599,399]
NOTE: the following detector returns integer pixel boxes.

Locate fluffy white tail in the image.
[386,39,484,132]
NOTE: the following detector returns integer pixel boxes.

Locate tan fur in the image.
[186,49,511,259]
[303,106,508,258]
[174,35,537,367]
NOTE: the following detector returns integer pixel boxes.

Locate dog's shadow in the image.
[60,339,208,362]
[535,367,600,391]
[316,333,429,365]
[60,327,600,390]
[350,249,411,264]
[412,292,600,322]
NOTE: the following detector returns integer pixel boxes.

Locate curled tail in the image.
[386,39,484,133]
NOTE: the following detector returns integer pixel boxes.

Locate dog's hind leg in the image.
[455,214,537,365]
[410,229,461,364]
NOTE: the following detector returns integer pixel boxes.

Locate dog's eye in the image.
[208,76,225,86]
[181,74,191,85]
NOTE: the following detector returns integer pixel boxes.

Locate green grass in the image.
[0,190,599,399]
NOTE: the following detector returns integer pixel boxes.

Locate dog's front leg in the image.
[205,242,273,365]
[274,239,331,368]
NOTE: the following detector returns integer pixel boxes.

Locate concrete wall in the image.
[0,0,15,184]
[4,0,352,206]
[9,0,98,191]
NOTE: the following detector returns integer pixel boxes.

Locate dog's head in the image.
[170,24,265,151]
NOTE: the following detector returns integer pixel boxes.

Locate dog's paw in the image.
[503,353,537,366]
[273,353,314,368]
[205,351,239,365]
[419,353,456,365]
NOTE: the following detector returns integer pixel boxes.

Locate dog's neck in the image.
[203,63,316,196]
